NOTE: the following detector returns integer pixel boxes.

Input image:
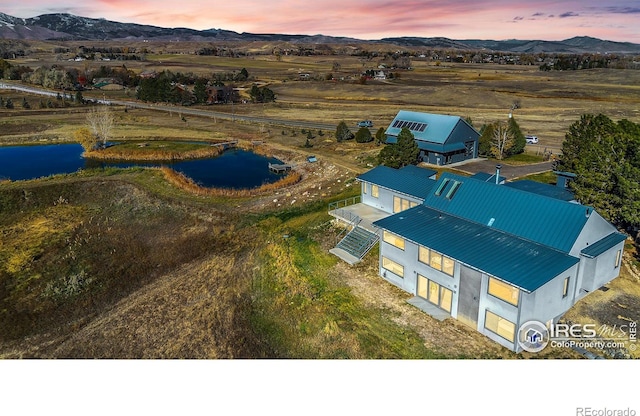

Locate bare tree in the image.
[491,121,513,160]
[86,106,114,148]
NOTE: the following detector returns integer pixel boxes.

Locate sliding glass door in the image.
[417,275,452,313]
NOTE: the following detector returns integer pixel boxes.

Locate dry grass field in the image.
[1,41,639,358]
[7,41,640,155]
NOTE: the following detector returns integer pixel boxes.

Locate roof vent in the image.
[488,218,495,227]
[495,165,502,185]
[585,208,591,218]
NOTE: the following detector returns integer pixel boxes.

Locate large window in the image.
[383,230,405,250]
[484,310,515,342]
[393,196,418,213]
[382,257,404,278]
[442,256,455,276]
[488,277,519,306]
[430,252,442,270]
[419,246,454,276]
[371,185,379,198]
[418,246,430,264]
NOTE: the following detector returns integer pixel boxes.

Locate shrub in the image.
[355,127,373,143]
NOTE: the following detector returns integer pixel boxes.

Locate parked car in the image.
[357,120,373,128]
[525,135,539,144]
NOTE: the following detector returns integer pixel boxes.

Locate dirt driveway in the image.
[445,158,554,181]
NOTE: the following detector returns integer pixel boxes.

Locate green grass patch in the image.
[519,170,557,184]
[504,153,546,164]
[249,203,443,358]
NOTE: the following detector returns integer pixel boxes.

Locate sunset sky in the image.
[3,0,640,43]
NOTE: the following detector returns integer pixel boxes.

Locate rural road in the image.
[0,81,337,132]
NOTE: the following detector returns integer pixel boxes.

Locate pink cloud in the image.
[2,0,639,42]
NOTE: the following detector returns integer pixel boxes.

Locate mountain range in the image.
[2,12,640,54]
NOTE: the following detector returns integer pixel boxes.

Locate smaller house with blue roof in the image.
[329,165,626,352]
[385,110,479,165]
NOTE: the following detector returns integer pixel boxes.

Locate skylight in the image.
[434,178,450,196]
[445,181,462,199]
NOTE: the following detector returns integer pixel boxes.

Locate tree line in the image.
[557,114,640,237]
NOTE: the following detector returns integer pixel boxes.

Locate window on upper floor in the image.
[563,276,570,298]
[371,184,379,198]
[615,249,622,268]
[393,196,418,213]
[418,246,454,276]
[383,230,405,250]
[488,276,519,306]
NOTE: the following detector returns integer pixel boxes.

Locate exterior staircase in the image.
[330,225,379,265]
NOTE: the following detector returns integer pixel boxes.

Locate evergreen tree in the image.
[355,127,373,143]
[558,114,640,233]
[506,116,526,156]
[378,128,419,168]
[375,127,386,145]
[335,121,353,142]
[236,67,249,81]
[249,85,275,103]
[193,78,207,104]
[478,124,493,157]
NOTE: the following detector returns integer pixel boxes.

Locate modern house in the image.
[328,165,436,265]
[329,165,626,352]
[385,110,480,165]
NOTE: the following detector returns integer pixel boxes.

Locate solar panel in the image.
[392,119,428,132]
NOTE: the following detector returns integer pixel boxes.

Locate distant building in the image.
[92,78,123,90]
[329,165,626,352]
[385,110,479,165]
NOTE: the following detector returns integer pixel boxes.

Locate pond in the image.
[0,143,287,189]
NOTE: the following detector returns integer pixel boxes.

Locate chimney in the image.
[495,164,502,185]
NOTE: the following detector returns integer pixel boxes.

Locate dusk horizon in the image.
[2,0,639,43]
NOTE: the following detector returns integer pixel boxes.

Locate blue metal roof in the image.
[374,206,579,292]
[396,164,437,179]
[385,135,467,153]
[385,110,479,145]
[470,172,506,184]
[385,111,461,144]
[423,172,592,253]
[356,165,436,200]
[581,232,627,258]
[504,180,575,202]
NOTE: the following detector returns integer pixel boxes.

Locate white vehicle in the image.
[525,135,539,144]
